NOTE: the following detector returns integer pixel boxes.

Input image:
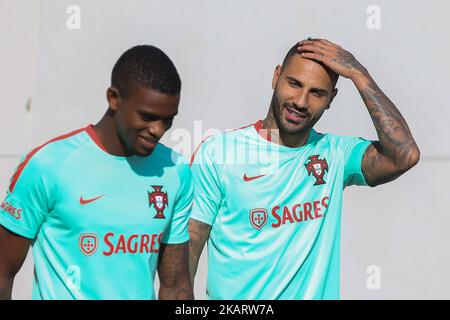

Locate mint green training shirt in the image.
[0,125,192,299]
[190,121,371,300]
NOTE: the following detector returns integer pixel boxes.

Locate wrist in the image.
[351,68,371,88]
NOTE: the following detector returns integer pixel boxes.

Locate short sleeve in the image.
[190,138,223,226]
[161,160,193,244]
[342,136,372,187]
[0,152,55,239]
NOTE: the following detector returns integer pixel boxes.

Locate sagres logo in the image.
[305,155,329,185]
[1,201,22,219]
[148,186,168,219]
[78,232,162,257]
[250,208,268,230]
[79,233,98,256]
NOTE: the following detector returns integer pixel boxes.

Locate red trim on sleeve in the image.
[8,126,88,193]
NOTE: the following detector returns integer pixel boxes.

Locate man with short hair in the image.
[189,38,420,299]
[0,45,193,300]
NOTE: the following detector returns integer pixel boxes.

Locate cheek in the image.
[114,110,139,142]
[276,84,292,99]
[274,87,290,106]
[310,103,329,119]
[279,86,305,106]
[309,94,329,107]
[121,110,144,131]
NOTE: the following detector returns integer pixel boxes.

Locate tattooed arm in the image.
[354,73,420,185]
[188,219,211,287]
[157,241,194,299]
[298,38,420,186]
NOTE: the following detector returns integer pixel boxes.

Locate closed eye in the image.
[310,89,328,97]
[138,109,176,122]
[288,80,301,88]
[311,90,324,97]
[140,114,157,122]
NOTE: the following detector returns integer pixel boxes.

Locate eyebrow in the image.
[286,76,329,95]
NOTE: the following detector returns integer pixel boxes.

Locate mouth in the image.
[137,135,159,149]
[284,105,309,123]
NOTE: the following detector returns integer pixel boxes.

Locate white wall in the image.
[1,0,449,299]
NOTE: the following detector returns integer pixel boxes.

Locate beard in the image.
[271,93,314,135]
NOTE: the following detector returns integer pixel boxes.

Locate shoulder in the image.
[9,126,90,193]
[154,143,191,178]
[311,130,371,165]
[25,127,90,168]
[190,122,256,164]
[312,130,368,148]
[153,142,188,166]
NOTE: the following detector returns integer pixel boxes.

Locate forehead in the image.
[281,54,334,89]
[127,86,180,115]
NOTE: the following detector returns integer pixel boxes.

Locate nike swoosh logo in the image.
[243,173,266,182]
[80,195,105,205]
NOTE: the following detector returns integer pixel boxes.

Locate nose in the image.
[293,89,309,109]
[146,120,166,140]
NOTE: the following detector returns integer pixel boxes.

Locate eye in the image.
[139,113,157,122]
[288,81,299,88]
[311,90,325,98]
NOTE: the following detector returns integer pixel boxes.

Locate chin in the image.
[279,119,308,135]
[135,147,154,157]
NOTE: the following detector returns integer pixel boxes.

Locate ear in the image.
[326,88,338,110]
[272,65,282,89]
[106,86,120,111]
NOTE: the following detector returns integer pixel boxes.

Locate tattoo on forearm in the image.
[358,76,419,184]
[158,243,193,300]
[188,220,211,284]
[359,81,414,149]
[331,51,364,73]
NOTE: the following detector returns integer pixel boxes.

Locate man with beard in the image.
[188,38,420,299]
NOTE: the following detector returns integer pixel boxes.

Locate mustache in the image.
[282,102,309,115]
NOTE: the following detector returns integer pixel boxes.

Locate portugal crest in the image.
[250,208,268,230]
[148,185,168,219]
[79,233,98,256]
[305,155,329,185]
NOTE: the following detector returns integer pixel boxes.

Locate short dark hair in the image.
[281,43,339,87]
[281,43,301,71]
[111,45,181,97]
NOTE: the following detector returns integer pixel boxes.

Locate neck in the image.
[93,111,134,157]
[262,108,310,148]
